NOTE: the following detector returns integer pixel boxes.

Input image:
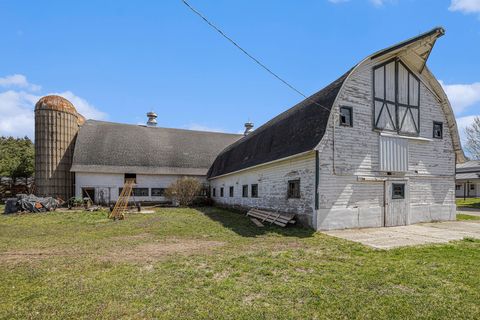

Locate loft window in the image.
[433,121,443,139]
[229,186,234,197]
[212,188,216,197]
[124,173,136,183]
[242,185,248,197]
[392,183,405,199]
[373,59,420,135]
[339,106,353,127]
[151,188,165,196]
[251,184,258,198]
[287,179,301,199]
[220,187,224,197]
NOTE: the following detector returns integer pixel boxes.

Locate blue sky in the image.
[0,0,479,144]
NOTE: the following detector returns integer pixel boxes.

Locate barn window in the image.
[212,188,216,197]
[229,186,234,197]
[470,184,476,191]
[379,136,408,172]
[151,188,165,196]
[242,185,248,197]
[455,185,461,191]
[132,188,149,197]
[124,173,136,183]
[339,106,353,127]
[392,183,405,199]
[373,59,420,135]
[220,187,224,197]
[287,180,301,198]
[433,121,443,139]
[251,184,258,198]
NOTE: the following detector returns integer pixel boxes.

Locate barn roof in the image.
[71,120,242,175]
[207,71,351,179]
[207,27,466,179]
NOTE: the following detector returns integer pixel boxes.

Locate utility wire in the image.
[181,0,332,113]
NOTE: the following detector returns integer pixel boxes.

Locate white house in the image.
[208,28,465,230]
[456,161,480,198]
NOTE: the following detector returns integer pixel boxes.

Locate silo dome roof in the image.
[35,95,78,115]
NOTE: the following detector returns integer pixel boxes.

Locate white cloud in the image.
[185,123,226,133]
[0,74,41,92]
[0,74,107,138]
[449,0,480,14]
[328,0,350,4]
[456,115,480,149]
[370,0,385,6]
[52,91,107,120]
[439,80,480,114]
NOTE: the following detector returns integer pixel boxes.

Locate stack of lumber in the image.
[246,208,296,227]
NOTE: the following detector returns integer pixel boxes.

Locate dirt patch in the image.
[0,249,78,264]
[102,239,225,263]
[1,238,225,265]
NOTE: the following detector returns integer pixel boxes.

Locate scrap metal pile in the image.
[3,194,61,214]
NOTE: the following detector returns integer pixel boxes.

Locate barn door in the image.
[384,181,408,226]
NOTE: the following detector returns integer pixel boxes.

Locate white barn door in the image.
[385,181,409,226]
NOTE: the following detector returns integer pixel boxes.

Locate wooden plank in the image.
[250,218,264,228]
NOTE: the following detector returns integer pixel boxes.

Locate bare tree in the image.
[165,177,201,206]
[465,116,480,160]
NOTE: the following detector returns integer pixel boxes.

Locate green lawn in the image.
[1,208,480,319]
[456,197,480,209]
[457,213,480,221]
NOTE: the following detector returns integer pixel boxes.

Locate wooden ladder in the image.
[109,178,135,220]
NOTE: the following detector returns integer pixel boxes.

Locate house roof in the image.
[207,71,351,178]
[456,161,480,181]
[71,120,242,175]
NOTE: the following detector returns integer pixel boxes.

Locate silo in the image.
[34,95,84,200]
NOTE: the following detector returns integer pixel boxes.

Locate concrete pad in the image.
[323,221,480,249]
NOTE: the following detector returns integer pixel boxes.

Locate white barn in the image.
[208,28,465,230]
[71,120,241,204]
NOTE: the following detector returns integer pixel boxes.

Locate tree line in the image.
[0,136,35,183]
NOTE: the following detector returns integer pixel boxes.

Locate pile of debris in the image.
[3,194,61,214]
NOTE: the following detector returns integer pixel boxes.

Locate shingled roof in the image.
[71,120,242,175]
[207,71,351,179]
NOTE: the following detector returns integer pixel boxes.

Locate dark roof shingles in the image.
[207,71,351,178]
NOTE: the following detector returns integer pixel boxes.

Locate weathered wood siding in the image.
[209,152,316,227]
[316,57,456,230]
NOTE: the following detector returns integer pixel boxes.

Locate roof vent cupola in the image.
[244,121,254,136]
[146,111,158,127]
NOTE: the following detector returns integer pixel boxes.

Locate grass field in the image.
[1,207,480,319]
[456,197,480,209]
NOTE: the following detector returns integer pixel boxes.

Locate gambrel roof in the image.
[71,120,242,175]
[208,27,465,179]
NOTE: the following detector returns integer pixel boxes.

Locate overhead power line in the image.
[181,0,333,114]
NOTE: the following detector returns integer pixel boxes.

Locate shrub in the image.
[165,177,202,206]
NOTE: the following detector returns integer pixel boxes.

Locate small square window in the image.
[287,179,300,199]
[433,121,443,139]
[151,188,165,196]
[470,184,475,191]
[340,106,353,127]
[132,188,149,197]
[229,186,234,197]
[455,185,461,191]
[212,188,216,197]
[242,185,248,197]
[220,187,224,197]
[124,173,136,183]
[251,184,258,198]
[392,183,405,199]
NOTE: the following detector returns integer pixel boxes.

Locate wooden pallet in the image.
[109,178,135,220]
[246,208,295,227]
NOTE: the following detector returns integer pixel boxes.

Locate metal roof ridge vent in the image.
[146,111,158,127]
[244,121,254,136]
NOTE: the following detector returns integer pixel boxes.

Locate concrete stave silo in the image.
[34,95,84,200]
